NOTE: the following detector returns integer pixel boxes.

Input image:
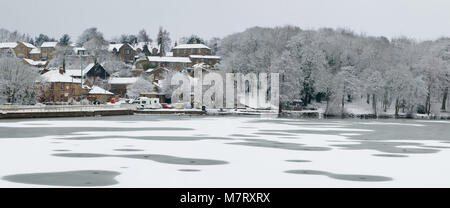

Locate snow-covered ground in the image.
[0,115,449,187]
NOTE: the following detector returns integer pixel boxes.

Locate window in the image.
[60,83,64,90]
[191,48,194,54]
[125,49,130,55]
[50,84,54,90]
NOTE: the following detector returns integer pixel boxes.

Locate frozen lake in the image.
[0,115,449,187]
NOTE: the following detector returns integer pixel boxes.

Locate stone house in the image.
[0,41,37,59]
[40,69,89,103]
[109,77,138,97]
[108,43,136,63]
[40,42,59,60]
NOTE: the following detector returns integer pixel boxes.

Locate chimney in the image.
[59,66,64,75]
[174,41,178,47]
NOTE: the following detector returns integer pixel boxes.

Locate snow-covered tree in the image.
[156,27,171,56]
[77,27,104,46]
[0,57,41,104]
[126,77,155,98]
[137,29,152,43]
[34,34,55,47]
[59,34,71,46]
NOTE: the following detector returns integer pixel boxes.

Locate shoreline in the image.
[1,107,450,120]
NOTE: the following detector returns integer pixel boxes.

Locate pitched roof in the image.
[147,56,191,63]
[173,44,210,50]
[0,42,18,49]
[41,42,58,48]
[21,42,36,48]
[133,42,160,51]
[41,70,82,83]
[89,85,113,95]
[23,58,47,67]
[64,63,96,77]
[109,77,138,85]
[189,55,221,59]
[108,43,134,52]
[30,48,41,54]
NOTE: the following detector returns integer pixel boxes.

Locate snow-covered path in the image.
[0,115,449,187]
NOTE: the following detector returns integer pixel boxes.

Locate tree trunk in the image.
[441,87,448,111]
[325,94,330,115]
[395,98,399,118]
[372,94,377,116]
[341,94,345,117]
[366,94,370,104]
[425,84,431,115]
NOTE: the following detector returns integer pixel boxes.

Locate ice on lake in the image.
[0,115,449,187]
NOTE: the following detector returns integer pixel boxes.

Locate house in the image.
[40,41,59,60]
[171,43,220,67]
[146,56,191,70]
[29,48,41,60]
[65,63,110,80]
[22,58,48,68]
[87,85,114,103]
[108,43,136,63]
[109,77,138,97]
[146,67,169,83]
[73,47,87,55]
[189,55,221,67]
[172,44,211,57]
[133,42,160,56]
[40,69,89,103]
[0,41,37,59]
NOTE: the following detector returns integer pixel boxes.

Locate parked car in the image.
[161,103,173,109]
[132,97,161,109]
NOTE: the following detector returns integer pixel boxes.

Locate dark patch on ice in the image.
[372,154,408,158]
[227,139,330,151]
[2,170,119,187]
[421,145,450,149]
[332,141,439,154]
[0,127,194,139]
[113,149,144,152]
[230,134,258,138]
[285,170,392,182]
[59,135,231,141]
[178,169,201,172]
[286,160,311,163]
[254,132,295,136]
[53,153,228,165]
[120,167,128,169]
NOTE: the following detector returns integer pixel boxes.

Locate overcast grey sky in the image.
[2,0,450,42]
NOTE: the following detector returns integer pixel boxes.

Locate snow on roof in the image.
[73,47,86,53]
[165,52,173,57]
[64,63,96,77]
[41,42,58,48]
[147,56,191,63]
[133,42,160,51]
[41,70,82,83]
[108,43,124,52]
[0,42,18,49]
[30,48,41,54]
[109,77,138,85]
[189,55,221,59]
[173,44,210,50]
[23,58,47,66]
[146,67,169,73]
[89,85,113,95]
[21,42,36,48]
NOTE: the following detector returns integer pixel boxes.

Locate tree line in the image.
[218,26,450,116]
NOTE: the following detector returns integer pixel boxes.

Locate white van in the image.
[132,97,162,109]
